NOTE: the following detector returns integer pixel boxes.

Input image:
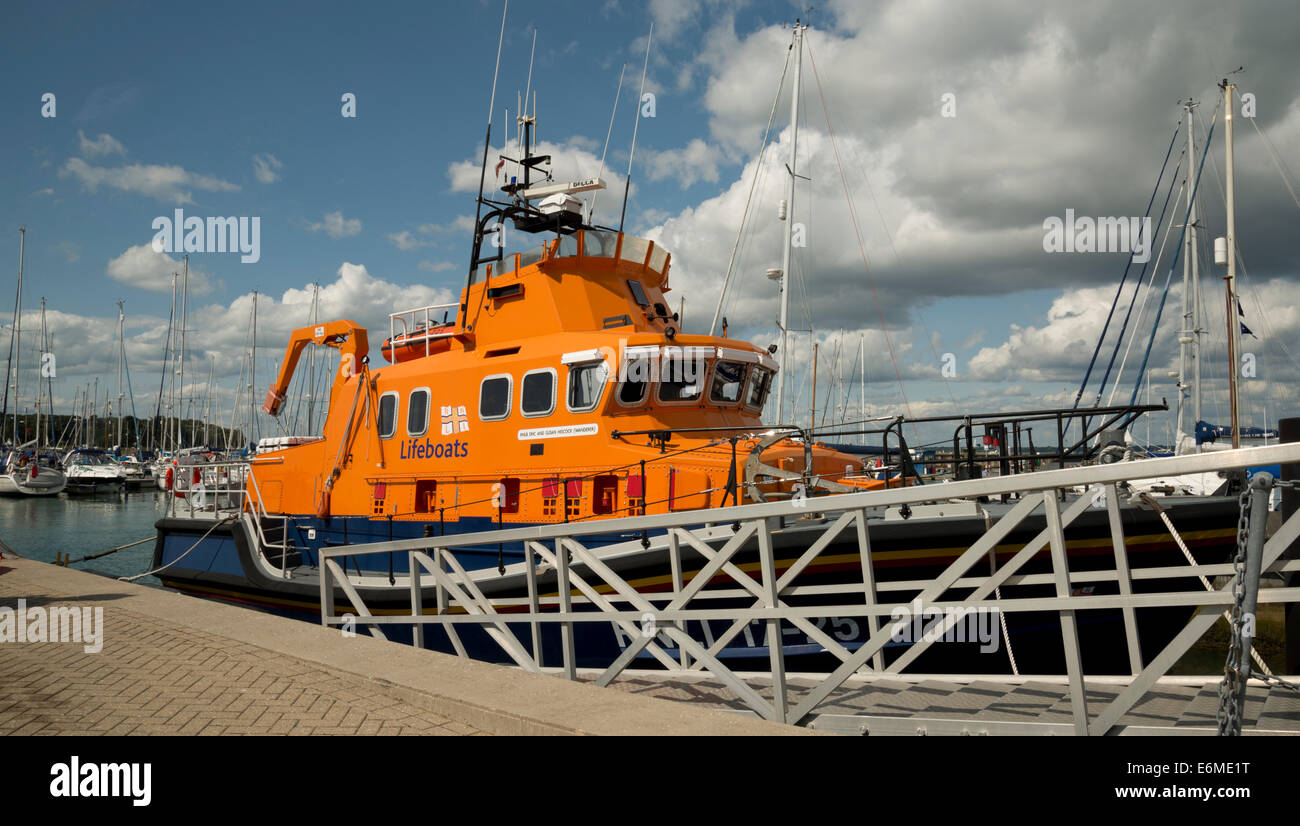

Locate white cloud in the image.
[60,157,239,204]
[77,130,126,158]
[252,153,282,184]
[307,211,362,239]
[418,260,456,273]
[388,230,435,251]
[106,244,214,295]
[642,138,725,189]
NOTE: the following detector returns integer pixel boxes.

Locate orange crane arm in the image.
[263,320,370,416]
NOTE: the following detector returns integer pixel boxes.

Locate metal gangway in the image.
[313,443,1300,735]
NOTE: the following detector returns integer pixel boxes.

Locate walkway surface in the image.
[0,554,807,736]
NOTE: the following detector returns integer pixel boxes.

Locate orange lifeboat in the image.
[381,324,454,363]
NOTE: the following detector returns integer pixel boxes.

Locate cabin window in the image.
[626,279,650,308]
[657,352,705,404]
[495,477,520,514]
[616,357,650,407]
[745,367,773,410]
[709,361,748,404]
[521,368,556,418]
[407,388,430,436]
[567,361,608,413]
[414,480,437,513]
[377,392,399,438]
[479,375,512,421]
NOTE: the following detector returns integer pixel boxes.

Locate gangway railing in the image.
[317,442,1300,734]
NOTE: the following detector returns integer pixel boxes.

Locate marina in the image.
[4,1,1300,767]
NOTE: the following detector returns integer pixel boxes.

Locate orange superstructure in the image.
[247,228,889,531]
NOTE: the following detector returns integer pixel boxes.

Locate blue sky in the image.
[4,0,1300,448]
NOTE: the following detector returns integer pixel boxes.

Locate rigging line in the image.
[805,35,915,435]
[1194,104,1300,376]
[1233,87,1300,215]
[1095,145,1187,408]
[709,45,792,336]
[1125,115,1218,409]
[1072,122,1182,417]
[588,63,626,223]
[839,129,956,405]
[1105,180,1185,406]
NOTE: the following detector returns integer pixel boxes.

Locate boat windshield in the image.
[469,230,669,285]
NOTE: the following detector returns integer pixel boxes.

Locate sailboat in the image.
[0,229,67,496]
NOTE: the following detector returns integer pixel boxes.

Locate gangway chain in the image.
[306,442,1300,734]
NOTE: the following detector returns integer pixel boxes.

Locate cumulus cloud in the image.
[106,244,215,295]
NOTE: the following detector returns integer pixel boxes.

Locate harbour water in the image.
[0,491,168,586]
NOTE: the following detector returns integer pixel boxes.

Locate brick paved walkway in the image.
[0,576,486,736]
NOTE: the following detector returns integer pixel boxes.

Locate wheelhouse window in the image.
[407,388,430,436]
[656,351,705,404]
[745,367,773,410]
[709,361,748,404]
[567,361,608,413]
[377,392,398,438]
[521,369,556,417]
[479,375,512,421]
[626,279,650,308]
[616,355,651,407]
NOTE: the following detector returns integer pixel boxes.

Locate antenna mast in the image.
[618,22,654,234]
[774,21,804,424]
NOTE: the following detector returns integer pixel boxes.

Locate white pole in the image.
[11,226,24,445]
[775,22,803,423]
[1223,82,1241,449]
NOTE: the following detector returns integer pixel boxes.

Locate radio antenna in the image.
[466,0,509,297]
[618,21,653,234]
[589,63,626,224]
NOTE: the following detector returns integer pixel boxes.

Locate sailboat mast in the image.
[1189,104,1203,446]
[39,298,49,447]
[1222,81,1242,449]
[306,283,319,434]
[116,300,125,450]
[775,22,804,423]
[11,226,25,445]
[179,255,188,450]
[1176,99,1201,451]
[251,289,258,449]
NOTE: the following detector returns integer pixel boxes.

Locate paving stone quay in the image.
[0,554,807,736]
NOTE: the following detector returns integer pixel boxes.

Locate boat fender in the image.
[30,463,38,480]
[164,466,174,490]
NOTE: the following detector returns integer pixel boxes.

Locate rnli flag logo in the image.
[441,405,469,436]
